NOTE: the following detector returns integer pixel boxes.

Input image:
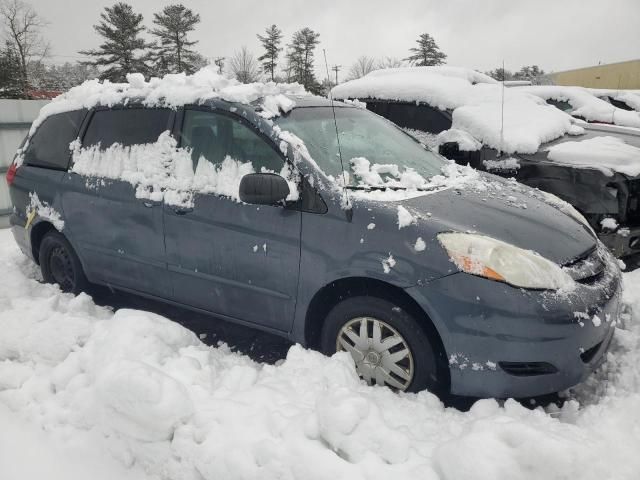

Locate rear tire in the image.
[320,296,443,394]
[39,231,89,295]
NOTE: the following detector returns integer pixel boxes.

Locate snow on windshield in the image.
[332,68,578,154]
[546,136,640,177]
[519,86,640,129]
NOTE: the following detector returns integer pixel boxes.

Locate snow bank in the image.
[519,86,640,129]
[333,68,576,154]
[2,230,640,479]
[546,136,640,177]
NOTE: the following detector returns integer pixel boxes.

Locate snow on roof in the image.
[518,85,640,128]
[29,67,308,136]
[367,66,498,85]
[546,136,640,177]
[332,68,576,154]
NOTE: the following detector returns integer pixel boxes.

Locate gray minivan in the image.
[7,93,622,399]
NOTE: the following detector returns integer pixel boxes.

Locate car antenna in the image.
[323,48,352,220]
[499,59,505,157]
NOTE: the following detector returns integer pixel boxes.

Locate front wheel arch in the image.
[304,277,450,392]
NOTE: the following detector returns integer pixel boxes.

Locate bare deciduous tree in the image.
[0,0,49,94]
[347,55,376,80]
[229,46,259,84]
[376,56,405,70]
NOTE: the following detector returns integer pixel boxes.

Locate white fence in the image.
[0,99,49,226]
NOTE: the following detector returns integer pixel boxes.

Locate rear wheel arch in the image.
[30,221,58,265]
[304,276,450,389]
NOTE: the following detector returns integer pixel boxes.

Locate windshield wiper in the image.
[345,184,440,192]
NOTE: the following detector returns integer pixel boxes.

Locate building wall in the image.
[0,99,49,226]
[549,59,640,89]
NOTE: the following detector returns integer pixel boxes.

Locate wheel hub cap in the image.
[336,316,414,391]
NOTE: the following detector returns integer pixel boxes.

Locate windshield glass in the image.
[275,106,445,188]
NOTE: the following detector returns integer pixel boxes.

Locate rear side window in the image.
[24,110,86,170]
[366,102,452,133]
[82,108,171,149]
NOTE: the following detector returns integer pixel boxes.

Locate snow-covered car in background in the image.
[517,85,640,129]
[333,67,640,258]
[6,69,622,399]
[587,88,640,114]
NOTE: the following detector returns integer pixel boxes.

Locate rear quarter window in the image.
[82,108,172,149]
[24,109,87,170]
[366,102,452,133]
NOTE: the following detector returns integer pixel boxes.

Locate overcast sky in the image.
[29,0,640,78]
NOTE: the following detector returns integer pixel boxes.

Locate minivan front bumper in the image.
[405,249,622,398]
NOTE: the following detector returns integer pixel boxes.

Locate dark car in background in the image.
[334,69,640,258]
[6,78,621,399]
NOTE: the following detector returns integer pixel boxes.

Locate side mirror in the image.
[439,142,481,167]
[239,173,290,205]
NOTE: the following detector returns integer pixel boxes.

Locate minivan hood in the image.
[401,176,596,264]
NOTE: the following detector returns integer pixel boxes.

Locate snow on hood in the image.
[28,67,309,137]
[546,136,640,177]
[519,85,640,129]
[332,68,576,154]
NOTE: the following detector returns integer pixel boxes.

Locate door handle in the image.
[143,201,155,208]
[173,206,194,215]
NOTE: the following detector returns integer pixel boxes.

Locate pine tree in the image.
[0,41,23,98]
[286,27,321,93]
[257,24,283,81]
[79,2,152,82]
[404,33,446,66]
[149,4,201,76]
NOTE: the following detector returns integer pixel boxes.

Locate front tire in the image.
[320,296,443,394]
[39,231,88,295]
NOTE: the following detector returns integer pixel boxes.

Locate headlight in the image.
[539,191,595,237]
[437,233,574,290]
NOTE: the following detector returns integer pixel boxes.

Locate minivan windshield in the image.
[275,106,445,188]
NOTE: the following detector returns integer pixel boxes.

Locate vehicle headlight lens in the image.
[437,232,574,290]
[539,191,595,237]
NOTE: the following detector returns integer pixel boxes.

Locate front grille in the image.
[499,362,558,377]
[563,248,606,284]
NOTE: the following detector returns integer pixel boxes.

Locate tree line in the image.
[1,0,547,99]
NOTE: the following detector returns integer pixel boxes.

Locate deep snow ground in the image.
[1,228,640,480]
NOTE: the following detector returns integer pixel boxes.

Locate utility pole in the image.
[331,65,341,85]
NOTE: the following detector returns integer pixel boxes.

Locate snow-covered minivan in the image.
[6,70,622,399]
[333,67,640,258]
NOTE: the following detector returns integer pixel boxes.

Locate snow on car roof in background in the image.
[517,85,640,128]
[366,65,498,85]
[332,67,578,154]
[29,67,309,135]
[587,88,640,112]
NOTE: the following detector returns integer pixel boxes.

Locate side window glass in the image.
[25,110,86,169]
[82,108,171,149]
[181,109,285,179]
